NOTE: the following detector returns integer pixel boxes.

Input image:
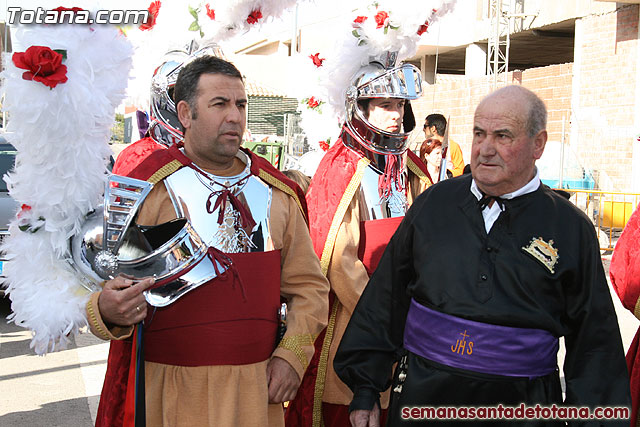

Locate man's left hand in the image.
[266,356,300,403]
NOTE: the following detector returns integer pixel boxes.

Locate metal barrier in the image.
[552,189,640,252]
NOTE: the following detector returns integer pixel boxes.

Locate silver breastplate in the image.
[163,151,273,253]
[358,163,408,220]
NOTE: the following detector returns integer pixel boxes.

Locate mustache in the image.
[219,126,244,135]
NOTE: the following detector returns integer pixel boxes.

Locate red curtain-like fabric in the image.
[610,207,640,426]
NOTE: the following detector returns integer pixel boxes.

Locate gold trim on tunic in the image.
[319,158,370,275]
[313,300,339,427]
[633,296,640,321]
[278,334,315,369]
[258,169,306,219]
[407,156,433,186]
[147,160,183,185]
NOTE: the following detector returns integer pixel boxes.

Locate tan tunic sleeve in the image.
[270,189,330,379]
[327,196,369,315]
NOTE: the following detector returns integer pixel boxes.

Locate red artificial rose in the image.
[12,46,68,89]
[17,204,32,219]
[374,11,388,29]
[353,15,368,25]
[309,53,324,67]
[247,9,263,25]
[417,21,429,35]
[307,97,320,109]
[319,140,330,152]
[51,6,85,14]
[205,3,215,20]
[140,0,161,31]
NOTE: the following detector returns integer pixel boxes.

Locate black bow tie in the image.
[478,193,505,211]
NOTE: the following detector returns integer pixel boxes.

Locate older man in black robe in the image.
[334,85,631,426]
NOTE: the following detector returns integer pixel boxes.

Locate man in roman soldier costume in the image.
[285,4,439,425]
[334,85,630,426]
[86,55,329,426]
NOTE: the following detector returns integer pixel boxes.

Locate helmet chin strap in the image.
[340,125,406,199]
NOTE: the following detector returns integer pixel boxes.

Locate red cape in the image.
[610,206,640,426]
[96,145,307,427]
[112,137,166,177]
[306,140,430,263]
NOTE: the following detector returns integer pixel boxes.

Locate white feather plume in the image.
[196,0,301,42]
[1,15,133,354]
[318,0,457,123]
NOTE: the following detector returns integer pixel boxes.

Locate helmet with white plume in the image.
[344,51,422,155]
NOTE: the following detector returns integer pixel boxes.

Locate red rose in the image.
[417,21,429,35]
[309,53,324,67]
[319,141,330,152]
[12,46,68,89]
[51,6,85,14]
[247,9,263,25]
[140,0,161,31]
[307,97,320,109]
[353,15,368,25]
[205,3,215,20]
[374,11,388,29]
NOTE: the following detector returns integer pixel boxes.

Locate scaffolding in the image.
[487,0,511,88]
[486,0,536,89]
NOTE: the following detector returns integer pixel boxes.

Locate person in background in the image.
[422,113,465,177]
[419,139,452,183]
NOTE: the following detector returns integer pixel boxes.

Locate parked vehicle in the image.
[0,139,18,288]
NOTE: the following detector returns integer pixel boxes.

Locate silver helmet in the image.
[70,175,227,307]
[344,51,423,155]
[149,41,226,147]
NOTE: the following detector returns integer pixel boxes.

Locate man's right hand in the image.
[98,276,155,326]
[350,404,381,427]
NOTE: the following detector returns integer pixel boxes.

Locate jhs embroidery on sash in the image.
[522,237,559,274]
[450,330,474,356]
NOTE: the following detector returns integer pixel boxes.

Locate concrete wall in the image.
[571,4,639,191]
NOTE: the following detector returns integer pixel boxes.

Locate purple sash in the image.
[403,299,558,378]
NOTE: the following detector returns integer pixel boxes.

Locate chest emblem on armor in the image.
[521,237,559,274]
[450,330,474,356]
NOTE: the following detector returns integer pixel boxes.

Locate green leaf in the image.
[383,26,388,35]
[358,39,367,46]
[200,30,204,38]
[188,21,200,32]
[53,49,67,61]
[352,29,359,38]
[188,5,199,19]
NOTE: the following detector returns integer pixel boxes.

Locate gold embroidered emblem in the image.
[450,330,474,356]
[522,237,559,273]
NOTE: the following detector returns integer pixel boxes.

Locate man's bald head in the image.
[470,85,548,196]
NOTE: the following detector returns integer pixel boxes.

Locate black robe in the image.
[334,174,630,426]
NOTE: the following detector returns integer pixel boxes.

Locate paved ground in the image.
[0,296,108,427]
[0,257,637,426]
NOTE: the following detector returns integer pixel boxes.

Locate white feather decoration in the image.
[1,15,133,354]
[318,0,458,123]
[195,0,302,42]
